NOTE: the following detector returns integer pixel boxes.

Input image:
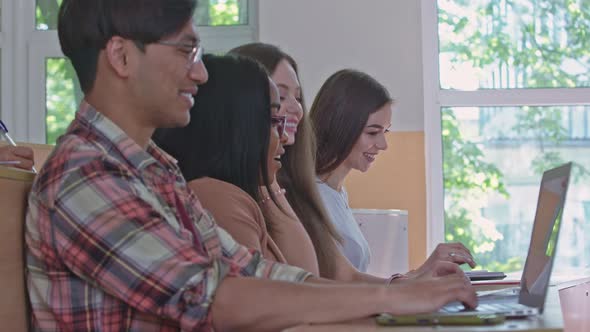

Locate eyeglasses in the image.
[154,40,204,68]
[271,115,287,137]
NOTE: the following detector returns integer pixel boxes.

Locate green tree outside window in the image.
[439,0,590,272]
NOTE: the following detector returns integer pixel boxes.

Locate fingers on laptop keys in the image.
[445,274,478,310]
[428,274,477,312]
[387,274,476,314]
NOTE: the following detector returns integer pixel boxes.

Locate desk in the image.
[285,282,571,332]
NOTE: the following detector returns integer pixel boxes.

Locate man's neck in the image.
[86,94,154,149]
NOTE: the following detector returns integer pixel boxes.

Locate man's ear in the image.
[104,36,134,78]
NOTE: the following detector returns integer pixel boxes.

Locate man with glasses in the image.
[25,0,477,331]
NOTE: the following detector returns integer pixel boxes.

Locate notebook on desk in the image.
[379,162,572,323]
[440,162,572,318]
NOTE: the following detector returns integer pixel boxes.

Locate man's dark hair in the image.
[153,54,273,204]
[58,0,197,93]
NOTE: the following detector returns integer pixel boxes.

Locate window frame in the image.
[0,0,258,143]
[420,0,590,255]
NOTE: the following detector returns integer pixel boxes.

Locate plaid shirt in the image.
[25,103,310,331]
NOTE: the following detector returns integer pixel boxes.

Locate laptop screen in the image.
[519,162,572,310]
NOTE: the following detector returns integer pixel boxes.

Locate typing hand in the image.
[404,260,469,281]
[416,243,476,277]
[385,273,477,315]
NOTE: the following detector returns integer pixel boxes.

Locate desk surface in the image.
[285,283,569,332]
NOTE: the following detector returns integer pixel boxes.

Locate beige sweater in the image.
[189,177,319,276]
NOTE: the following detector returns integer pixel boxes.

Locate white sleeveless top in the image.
[316,179,371,272]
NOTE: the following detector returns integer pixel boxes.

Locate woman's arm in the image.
[330,241,475,286]
[330,242,388,283]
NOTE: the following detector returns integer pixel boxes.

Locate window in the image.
[423,0,590,274]
[1,0,257,144]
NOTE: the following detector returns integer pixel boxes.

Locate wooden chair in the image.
[0,166,36,332]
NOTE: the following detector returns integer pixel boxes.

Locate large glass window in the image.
[194,0,249,26]
[36,0,61,30]
[443,106,590,272]
[428,0,590,274]
[37,0,249,30]
[439,0,590,90]
[45,58,80,144]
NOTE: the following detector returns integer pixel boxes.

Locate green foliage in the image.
[513,107,567,145]
[440,0,590,88]
[209,0,242,25]
[45,59,81,144]
[439,0,590,271]
[442,109,516,270]
[442,111,508,197]
[36,0,62,30]
[513,106,590,181]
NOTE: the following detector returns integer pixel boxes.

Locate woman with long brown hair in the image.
[311,69,476,274]
[230,44,476,282]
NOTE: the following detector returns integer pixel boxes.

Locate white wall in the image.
[258,0,425,132]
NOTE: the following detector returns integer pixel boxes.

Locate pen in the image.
[0,119,37,173]
[0,161,22,165]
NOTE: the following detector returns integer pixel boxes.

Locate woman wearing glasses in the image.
[230,43,476,282]
[153,54,477,320]
[229,43,338,276]
[153,54,317,266]
[155,54,475,292]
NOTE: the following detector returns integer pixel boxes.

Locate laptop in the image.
[439,162,572,318]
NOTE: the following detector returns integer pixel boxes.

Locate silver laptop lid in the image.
[518,162,572,312]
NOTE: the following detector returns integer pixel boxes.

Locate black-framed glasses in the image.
[271,115,287,137]
[154,41,204,68]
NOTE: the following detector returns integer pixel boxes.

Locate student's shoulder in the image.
[315,181,341,202]
[190,177,250,199]
[49,134,121,170]
[190,178,265,232]
[189,177,259,210]
[32,135,128,197]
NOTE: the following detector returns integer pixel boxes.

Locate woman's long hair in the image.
[310,69,393,176]
[229,43,343,278]
[153,54,280,227]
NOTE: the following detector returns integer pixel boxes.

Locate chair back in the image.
[0,166,35,332]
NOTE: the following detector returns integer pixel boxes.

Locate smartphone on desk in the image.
[376,313,506,326]
[465,270,507,281]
